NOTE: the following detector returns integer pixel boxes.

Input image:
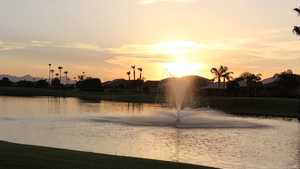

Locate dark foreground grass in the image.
[0,141,216,169]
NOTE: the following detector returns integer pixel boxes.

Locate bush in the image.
[35,80,49,88]
[77,78,102,91]
[16,80,35,88]
[51,78,61,89]
[0,77,13,87]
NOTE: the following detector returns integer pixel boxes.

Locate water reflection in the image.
[0,96,299,169]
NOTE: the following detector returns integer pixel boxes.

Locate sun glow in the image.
[164,59,201,77]
[153,41,202,56]
[153,41,202,77]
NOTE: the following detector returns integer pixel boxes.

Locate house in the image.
[262,74,300,97]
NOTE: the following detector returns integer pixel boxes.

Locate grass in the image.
[0,141,216,169]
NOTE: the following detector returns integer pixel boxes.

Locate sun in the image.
[164,59,201,77]
[152,41,202,77]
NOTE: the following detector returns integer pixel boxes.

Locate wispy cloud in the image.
[0,41,26,52]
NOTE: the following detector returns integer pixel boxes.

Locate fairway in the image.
[0,141,216,169]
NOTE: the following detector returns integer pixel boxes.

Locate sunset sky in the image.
[0,0,299,81]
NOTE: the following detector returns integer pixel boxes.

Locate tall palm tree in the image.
[48,64,52,85]
[131,65,136,80]
[138,67,143,80]
[50,69,55,86]
[210,65,230,88]
[82,72,85,80]
[58,66,63,81]
[126,71,131,80]
[293,7,300,36]
[64,71,68,82]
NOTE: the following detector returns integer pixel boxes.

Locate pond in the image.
[0,96,299,169]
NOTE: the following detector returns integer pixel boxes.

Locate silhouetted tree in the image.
[138,67,143,80]
[273,69,299,89]
[58,66,63,81]
[82,72,85,80]
[126,71,131,80]
[0,77,13,87]
[221,69,233,87]
[48,64,52,85]
[239,72,262,96]
[64,71,68,82]
[50,69,55,82]
[76,78,102,91]
[35,80,49,88]
[211,65,232,88]
[293,6,300,36]
[131,65,136,80]
[240,72,262,87]
[16,80,34,88]
[51,78,61,88]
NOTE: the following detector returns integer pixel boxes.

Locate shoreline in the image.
[0,141,216,169]
[0,87,299,118]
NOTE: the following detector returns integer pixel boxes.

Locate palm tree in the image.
[58,66,63,81]
[82,72,85,80]
[222,70,234,88]
[210,65,231,88]
[48,64,52,85]
[64,71,68,82]
[138,67,143,80]
[50,69,55,86]
[126,71,131,80]
[293,6,300,36]
[131,65,136,80]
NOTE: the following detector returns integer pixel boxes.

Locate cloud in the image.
[0,41,26,52]
[2,31,300,80]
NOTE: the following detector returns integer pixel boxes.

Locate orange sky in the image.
[0,0,300,81]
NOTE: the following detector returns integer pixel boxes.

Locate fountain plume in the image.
[163,77,195,122]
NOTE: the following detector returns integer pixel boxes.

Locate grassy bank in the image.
[0,141,215,169]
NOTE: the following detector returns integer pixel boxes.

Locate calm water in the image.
[0,96,299,169]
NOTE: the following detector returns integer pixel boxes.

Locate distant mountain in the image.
[0,74,44,82]
[0,74,76,84]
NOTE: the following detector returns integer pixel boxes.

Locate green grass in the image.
[0,141,216,169]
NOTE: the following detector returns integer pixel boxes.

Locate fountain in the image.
[163,77,194,124]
